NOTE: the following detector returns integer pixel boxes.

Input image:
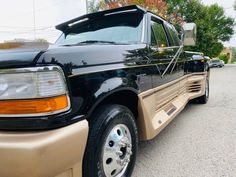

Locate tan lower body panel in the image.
[138,73,207,140]
[0,120,88,177]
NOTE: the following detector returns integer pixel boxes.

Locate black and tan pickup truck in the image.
[0,5,209,177]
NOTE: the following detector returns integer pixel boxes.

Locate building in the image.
[0,39,49,50]
[221,47,233,63]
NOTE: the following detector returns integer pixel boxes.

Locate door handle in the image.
[165,48,174,52]
[150,47,159,52]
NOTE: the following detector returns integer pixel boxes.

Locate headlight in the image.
[0,66,70,117]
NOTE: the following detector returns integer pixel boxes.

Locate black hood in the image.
[0,43,147,73]
[0,47,48,69]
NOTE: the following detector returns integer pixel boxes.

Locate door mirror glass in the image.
[182,23,197,46]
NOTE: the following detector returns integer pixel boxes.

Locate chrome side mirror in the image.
[182,23,197,46]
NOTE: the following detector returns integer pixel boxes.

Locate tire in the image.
[83,104,138,177]
[195,78,209,104]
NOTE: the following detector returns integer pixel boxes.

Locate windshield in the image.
[56,13,144,45]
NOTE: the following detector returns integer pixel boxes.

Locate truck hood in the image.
[0,48,46,69]
[0,43,147,72]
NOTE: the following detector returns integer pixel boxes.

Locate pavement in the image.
[133,65,236,177]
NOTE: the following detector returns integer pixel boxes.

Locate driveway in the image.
[133,65,236,177]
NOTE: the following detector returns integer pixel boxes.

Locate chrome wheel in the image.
[102,124,132,177]
[206,79,209,98]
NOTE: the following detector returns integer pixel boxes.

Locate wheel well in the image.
[89,90,138,120]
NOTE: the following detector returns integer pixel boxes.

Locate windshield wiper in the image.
[78,40,118,44]
[62,40,128,46]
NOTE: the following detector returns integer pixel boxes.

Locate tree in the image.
[88,0,100,13]
[150,0,235,57]
[176,0,234,57]
[163,0,185,16]
[99,0,168,16]
[98,0,183,24]
[91,0,235,57]
[219,54,229,64]
[232,47,236,63]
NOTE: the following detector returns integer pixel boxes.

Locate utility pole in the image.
[86,0,89,14]
[33,0,36,40]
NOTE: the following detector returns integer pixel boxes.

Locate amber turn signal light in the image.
[0,95,69,115]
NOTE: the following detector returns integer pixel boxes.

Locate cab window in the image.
[151,29,157,46]
[165,23,181,46]
[151,20,168,47]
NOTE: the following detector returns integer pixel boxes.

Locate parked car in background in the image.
[220,60,225,66]
[0,5,210,177]
[209,59,224,68]
[204,56,211,61]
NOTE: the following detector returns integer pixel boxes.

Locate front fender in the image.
[68,70,139,118]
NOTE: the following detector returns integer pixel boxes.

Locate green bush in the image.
[218,54,229,64]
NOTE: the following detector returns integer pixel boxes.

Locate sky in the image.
[0,0,235,46]
[0,0,86,43]
[201,0,236,47]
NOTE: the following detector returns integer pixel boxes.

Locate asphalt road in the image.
[133,65,236,177]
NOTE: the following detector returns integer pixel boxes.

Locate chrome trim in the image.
[185,51,204,55]
[0,65,64,74]
[161,45,183,77]
[141,14,146,43]
[162,46,181,49]
[0,65,71,118]
[68,63,157,77]
[104,9,138,16]
[68,18,89,27]
[170,47,183,74]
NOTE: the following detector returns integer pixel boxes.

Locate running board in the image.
[137,73,207,141]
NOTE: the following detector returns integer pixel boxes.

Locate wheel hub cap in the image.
[102,124,132,177]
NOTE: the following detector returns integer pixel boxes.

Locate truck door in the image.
[149,16,184,111]
[149,16,178,87]
[164,22,185,79]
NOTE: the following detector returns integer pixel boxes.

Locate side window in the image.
[151,20,168,47]
[165,23,181,46]
[151,29,157,46]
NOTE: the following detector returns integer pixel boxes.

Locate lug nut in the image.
[119,142,126,147]
[127,149,132,155]
[125,158,130,163]
[120,160,125,166]
[121,139,126,143]
[116,150,123,156]
[116,158,121,164]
